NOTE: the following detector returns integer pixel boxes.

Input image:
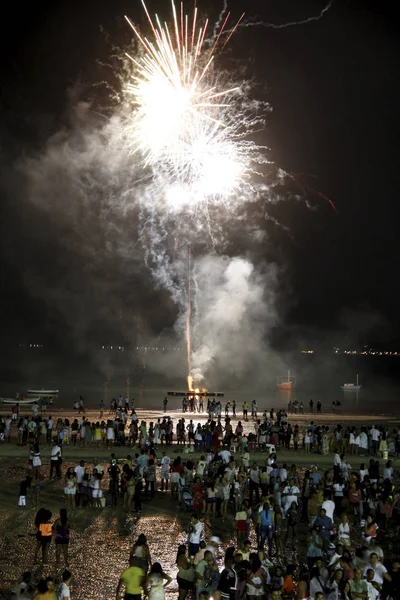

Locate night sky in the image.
[1,0,399,357]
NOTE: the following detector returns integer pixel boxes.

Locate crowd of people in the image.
[3,401,400,600]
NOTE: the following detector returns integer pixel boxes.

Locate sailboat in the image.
[341,374,361,392]
[277,370,295,390]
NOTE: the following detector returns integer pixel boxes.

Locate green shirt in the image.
[350,580,368,595]
[120,566,144,595]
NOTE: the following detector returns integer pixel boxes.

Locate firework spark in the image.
[121,0,267,212]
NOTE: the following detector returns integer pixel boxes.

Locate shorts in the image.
[189,542,200,557]
[18,495,26,506]
[41,535,52,547]
[207,497,216,504]
[124,594,142,600]
[161,471,169,480]
[177,577,195,590]
[92,489,103,498]
[171,473,180,484]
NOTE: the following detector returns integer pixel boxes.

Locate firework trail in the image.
[186,246,193,391]
[241,1,333,30]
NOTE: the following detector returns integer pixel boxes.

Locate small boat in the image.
[1,396,41,404]
[27,389,59,397]
[341,374,361,392]
[277,370,295,390]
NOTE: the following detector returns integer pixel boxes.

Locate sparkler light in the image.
[122,0,268,211]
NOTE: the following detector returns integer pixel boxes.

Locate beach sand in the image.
[0,409,398,599]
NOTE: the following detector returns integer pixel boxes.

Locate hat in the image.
[210,536,221,545]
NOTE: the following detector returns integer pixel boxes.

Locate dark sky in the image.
[1,0,399,353]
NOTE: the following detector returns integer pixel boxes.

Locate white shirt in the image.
[363,562,388,585]
[383,467,393,481]
[367,581,379,600]
[189,521,204,544]
[322,499,335,521]
[219,450,232,464]
[51,445,61,461]
[47,419,54,430]
[161,456,170,473]
[58,582,71,600]
[74,465,86,484]
[283,485,300,509]
[371,429,381,442]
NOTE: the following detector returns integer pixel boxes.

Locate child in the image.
[18,475,31,508]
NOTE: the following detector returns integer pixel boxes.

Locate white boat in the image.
[0,396,41,404]
[27,389,59,397]
[341,374,361,392]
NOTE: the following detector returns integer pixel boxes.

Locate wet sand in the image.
[0,409,399,599]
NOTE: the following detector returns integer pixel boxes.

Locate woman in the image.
[206,480,217,518]
[340,579,352,600]
[34,508,52,565]
[306,527,323,569]
[124,470,135,512]
[170,458,183,498]
[64,470,77,509]
[32,443,42,479]
[338,513,351,548]
[145,562,172,600]
[285,501,299,551]
[221,473,231,518]
[192,476,205,516]
[176,545,196,600]
[91,471,103,508]
[54,508,71,566]
[106,420,115,447]
[325,569,344,600]
[246,553,266,600]
[283,565,296,599]
[94,421,102,448]
[131,533,152,574]
[363,515,378,544]
[274,504,284,558]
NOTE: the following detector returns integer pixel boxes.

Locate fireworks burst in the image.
[122,0,269,212]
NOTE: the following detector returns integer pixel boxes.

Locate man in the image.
[310,466,322,487]
[366,569,381,600]
[195,550,213,599]
[58,570,72,600]
[219,447,232,465]
[350,568,368,600]
[163,397,168,412]
[188,515,204,557]
[74,460,86,506]
[309,399,314,413]
[160,452,171,491]
[282,477,300,512]
[314,507,333,552]
[214,547,237,600]
[116,557,145,600]
[243,402,248,422]
[370,426,381,456]
[193,540,207,565]
[363,553,392,585]
[317,401,322,414]
[50,441,62,479]
[259,502,274,558]
[322,492,335,522]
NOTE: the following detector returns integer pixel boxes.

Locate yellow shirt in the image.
[120,566,144,595]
